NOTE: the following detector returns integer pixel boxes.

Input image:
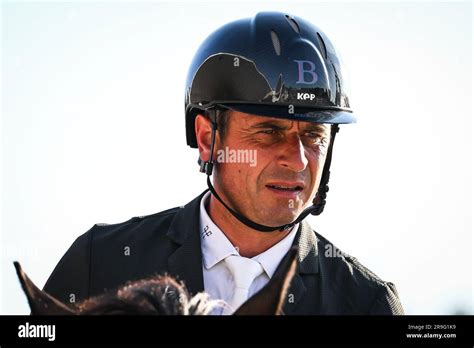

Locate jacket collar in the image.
[277,220,319,314]
[295,220,319,274]
[166,190,209,295]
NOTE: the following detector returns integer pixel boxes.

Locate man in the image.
[43,12,404,315]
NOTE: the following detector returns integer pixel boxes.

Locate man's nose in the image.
[276,135,308,172]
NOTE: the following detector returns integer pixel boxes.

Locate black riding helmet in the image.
[184,12,356,232]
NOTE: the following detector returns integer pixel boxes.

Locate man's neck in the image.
[207,194,291,258]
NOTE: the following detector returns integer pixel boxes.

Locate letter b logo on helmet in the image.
[294,60,318,84]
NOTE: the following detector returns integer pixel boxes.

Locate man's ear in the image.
[195,114,214,163]
[233,246,298,315]
[14,261,76,315]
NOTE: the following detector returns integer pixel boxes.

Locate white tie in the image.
[222,255,264,315]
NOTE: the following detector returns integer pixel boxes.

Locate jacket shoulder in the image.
[42,205,182,303]
[93,205,181,228]
[89,205,182,241]
[314,231,404,314]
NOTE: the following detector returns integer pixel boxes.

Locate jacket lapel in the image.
[166,190,209,295]
[281,220,319,314]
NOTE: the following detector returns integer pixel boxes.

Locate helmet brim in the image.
[221,103,356,124]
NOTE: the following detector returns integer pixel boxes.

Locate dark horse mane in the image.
[75,275,221,315]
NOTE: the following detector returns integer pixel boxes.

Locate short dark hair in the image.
[205,109,231,141]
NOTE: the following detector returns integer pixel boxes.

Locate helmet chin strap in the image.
[199,109,339,233]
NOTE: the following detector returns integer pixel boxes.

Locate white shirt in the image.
[199,191,298,315]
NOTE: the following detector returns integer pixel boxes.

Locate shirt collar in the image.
[199,191,299,277]
[200,192,239,269]
[251,225,298,278]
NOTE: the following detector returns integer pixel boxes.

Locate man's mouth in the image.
[266,184,302,191]
[265,182,304,192]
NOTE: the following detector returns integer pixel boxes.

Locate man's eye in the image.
[304,131,322,138]
[304,132,329,146]
[260,129,278,135]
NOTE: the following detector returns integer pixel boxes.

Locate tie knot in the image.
[224,255,264,290]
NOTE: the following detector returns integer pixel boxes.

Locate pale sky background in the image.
[1,0,472,314]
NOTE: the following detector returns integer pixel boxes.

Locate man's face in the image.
[212,110,331,227]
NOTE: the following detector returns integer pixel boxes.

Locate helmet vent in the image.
[285,14,300,33]
[316,32,328,59]
[270,30,281,56]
